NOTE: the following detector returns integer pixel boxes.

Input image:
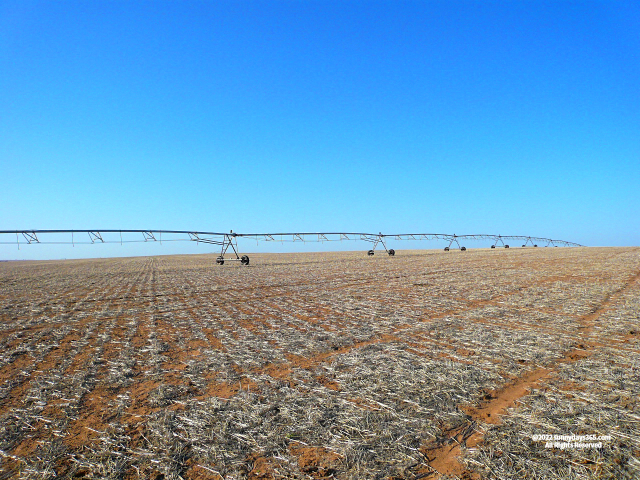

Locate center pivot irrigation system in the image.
[1,230,582,265]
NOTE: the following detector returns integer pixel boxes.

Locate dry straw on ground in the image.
[0,247,639,479]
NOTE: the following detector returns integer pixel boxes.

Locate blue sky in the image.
[1,0,638,259]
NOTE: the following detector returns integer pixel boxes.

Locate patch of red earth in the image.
[0,351,34,385]
[162,338,210,369]
[285,334,402,371]
[64,376,193,452]
[292,312,320,325]
[182,461,224,480]
[420,425,481,480]
[289,443,343,478]
[609,331,640,352]
[199,377,260,400]
[9,403,80,472]
[460,367,553,425]
[405,346,428,357]
[316,375,341,391]
[563,347,591,361]
[126,376,195,414]
[0,458,21,478]
[246,453,279,479]
[65,385,120,448]
[345,396,381,411]
[200,327,228,351]
[186,337,209,350]
[609,394,637,410]
[404,333,502,367]
[39,329,83,367]
[64,332,101,375]
[114,427,148,473]
[10,424,51,460]
[390,322,414,332]
[155,319,185,344]
[435,351,474,365]
[0,333,38,352]
[131,314,153,350]
[95,323,129,364]
[556,380,587,392]
[110,317,129,341]
[232,305,274,329]
[456,347,476,356]
[236,317,270,335]
[259,362,295,386]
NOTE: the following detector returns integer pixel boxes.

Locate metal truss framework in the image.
[0,230,582,264]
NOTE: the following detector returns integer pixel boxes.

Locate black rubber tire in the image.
[216,256,225,265]
[505,245,509,249]
[241,255,250,265]
[491,245,495,249]
[367,250,375,256]
[444,247,450,251]
[388,249,395,256]
[460,246,466,251]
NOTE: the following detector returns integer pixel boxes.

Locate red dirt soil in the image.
[0,248,638,478]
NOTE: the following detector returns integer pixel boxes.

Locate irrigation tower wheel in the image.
[241,255,250,265]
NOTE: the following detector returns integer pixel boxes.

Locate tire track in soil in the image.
[415,267,640,479]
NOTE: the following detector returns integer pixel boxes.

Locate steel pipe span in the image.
[0,230,582,264]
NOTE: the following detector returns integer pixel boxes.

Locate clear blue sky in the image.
[1,0,638,259]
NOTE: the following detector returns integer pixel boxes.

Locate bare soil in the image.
[0,247,638,479]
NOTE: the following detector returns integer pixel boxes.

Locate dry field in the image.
[0,247,639,479]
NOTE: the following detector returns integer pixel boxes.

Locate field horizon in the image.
[4,245,624,264]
